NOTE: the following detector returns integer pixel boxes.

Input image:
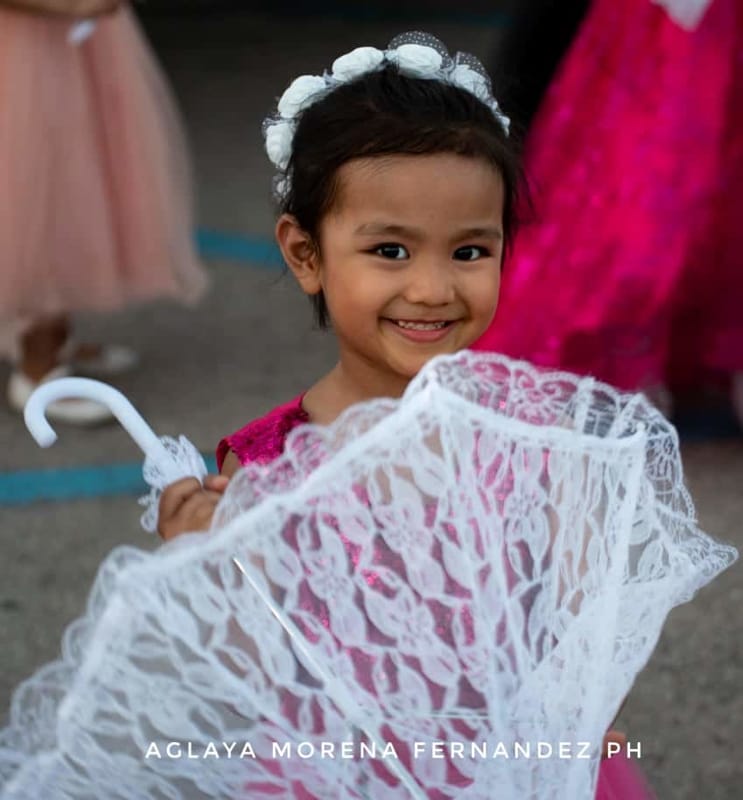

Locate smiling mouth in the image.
[389,319,454,330]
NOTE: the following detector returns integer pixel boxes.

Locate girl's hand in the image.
[157,474,229,541]
[602,729,627,759]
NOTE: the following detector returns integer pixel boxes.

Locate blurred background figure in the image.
[474,0,743,428]
[0,0,207,424]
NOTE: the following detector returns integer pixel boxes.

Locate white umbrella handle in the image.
[24,377,173,468]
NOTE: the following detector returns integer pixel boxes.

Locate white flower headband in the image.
[263,32,510,200]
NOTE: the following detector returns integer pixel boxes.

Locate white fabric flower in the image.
[449,64,490,101]
[277,74,328,119]
[387,44,443,78]
[493,107,511,135]
[264,121,294,169]
[332,46,385,81]
[274,177,290,198]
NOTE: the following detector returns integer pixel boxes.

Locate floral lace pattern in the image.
[0,353,736,799]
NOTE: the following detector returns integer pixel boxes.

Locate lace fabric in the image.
[139,435,208,534]
[0,352,736,799]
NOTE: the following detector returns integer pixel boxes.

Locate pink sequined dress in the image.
[473,0,743,392]
[217,396,656,799]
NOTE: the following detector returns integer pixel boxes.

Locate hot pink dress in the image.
[0,4,207,319]
[473,0,742,392]
[217,397,656,799]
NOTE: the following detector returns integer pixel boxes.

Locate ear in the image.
[275,214,323,295]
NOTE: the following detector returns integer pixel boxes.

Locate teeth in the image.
[395,320,448,330]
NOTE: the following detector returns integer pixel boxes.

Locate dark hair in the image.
[280,65,523,328]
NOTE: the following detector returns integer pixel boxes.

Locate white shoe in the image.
[7,365,114,426]
[60,341,139,377]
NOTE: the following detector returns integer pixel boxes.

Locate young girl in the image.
[157,33,653,799]
[0,0,207,423]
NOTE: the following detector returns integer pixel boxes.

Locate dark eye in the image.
[454,245,489,261]
[373,244,409,260]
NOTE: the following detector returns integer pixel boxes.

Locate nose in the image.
[402,258,456,307]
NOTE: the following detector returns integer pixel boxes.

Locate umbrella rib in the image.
[232,557,428,800]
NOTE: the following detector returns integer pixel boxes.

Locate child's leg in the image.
[6,315,114,424]
[17,315,70,382]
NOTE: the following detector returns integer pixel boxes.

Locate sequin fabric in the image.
[216,394,309,470]
[474,0,743,391]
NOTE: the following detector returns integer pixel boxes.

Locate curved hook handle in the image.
[24,377,173,466]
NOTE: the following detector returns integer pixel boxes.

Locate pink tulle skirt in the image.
[475,0,743,391]
[0,4,207,318]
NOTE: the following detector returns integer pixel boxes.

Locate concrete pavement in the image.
[1,9,741,798]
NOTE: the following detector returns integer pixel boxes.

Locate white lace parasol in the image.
[1,352,736,799]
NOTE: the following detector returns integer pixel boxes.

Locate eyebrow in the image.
[354,222,503,240]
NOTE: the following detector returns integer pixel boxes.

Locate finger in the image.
[182,492,223,533]
[203,474,230,493]
[161,491,223,540]
[158,477,203,522]
[606,730,627,745]
[602,730,627,759]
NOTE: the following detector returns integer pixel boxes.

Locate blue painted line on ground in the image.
[1,456,218,506]
[196,229,285,269]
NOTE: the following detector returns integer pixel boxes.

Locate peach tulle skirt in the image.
[0,4,207,319]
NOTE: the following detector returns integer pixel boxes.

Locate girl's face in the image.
[297,153,504,397]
